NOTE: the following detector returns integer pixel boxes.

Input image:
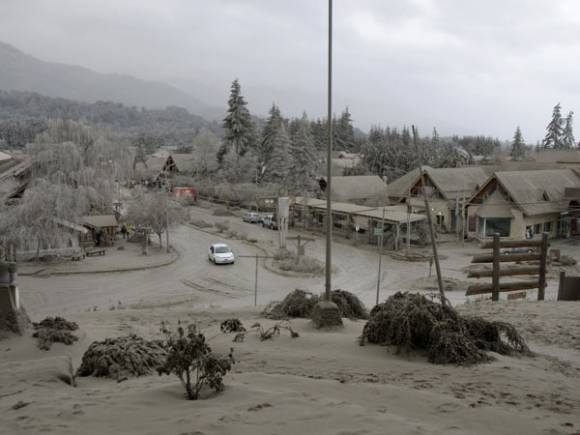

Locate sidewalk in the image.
[18,240,179,276]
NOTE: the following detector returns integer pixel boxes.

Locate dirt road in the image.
[18,205,566,318]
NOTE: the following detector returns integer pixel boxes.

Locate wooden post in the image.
[395,224,400,251]
[558,270,565,301]
[418,163,446,303]
[492,233,500,301]
[538,232,548,301]
[254,254,259,306]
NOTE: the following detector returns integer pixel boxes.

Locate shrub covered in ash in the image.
[263,289,368,320]
[158,322,234,400]
[331,290,369,320]
[220,318,246,333]
[212,208,234,217]
[190,219,213,228]
[77,335,166,379]
[360,292,530,365]
[214,221,230,233]
[32,316,79,350]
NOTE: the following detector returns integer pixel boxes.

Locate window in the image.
[534,223,541,234]
[485,218,511,237]
[544,222,552,233]
[436,214,444,225]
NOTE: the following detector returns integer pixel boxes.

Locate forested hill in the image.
[0,90,223,147]
[0,41,222,121]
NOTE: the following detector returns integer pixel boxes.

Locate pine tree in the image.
[256,104,283,181]
[219,79,256,162]
[563,111,575,149]
[310,119,326,150]
[288,113,319,195]
[431,127,440,147]
[334,108,356,151]
[264,123,291,184]
[510,126,526,160]
[543,103,564,149]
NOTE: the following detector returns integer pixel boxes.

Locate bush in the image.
[77,335,166,379]
[157,323,234,400]
[360,292,530,365]
[32,316,79,351]
[214,221,230,233]
[190,219,213,228]
[220,319,246,333]
[213,208,234,217]
[262,289,367,320]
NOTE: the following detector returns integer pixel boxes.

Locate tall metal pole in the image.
[376,206,385,305]
[324,0,333,301]
[254,254,259,306]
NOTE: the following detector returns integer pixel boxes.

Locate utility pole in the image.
[462,190,466,248]
[324,0,333,302]
[376,206,385,305]
[412,125,446,304]
[165,207,170,253]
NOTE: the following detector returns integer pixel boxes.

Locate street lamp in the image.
[312,0,342,328]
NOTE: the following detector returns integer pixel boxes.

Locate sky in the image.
[1,0,580,141]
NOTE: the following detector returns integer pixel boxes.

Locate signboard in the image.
[373,228,384,236]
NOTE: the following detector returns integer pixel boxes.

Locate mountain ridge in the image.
[0,40,224,121]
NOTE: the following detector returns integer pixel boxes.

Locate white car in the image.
[208,243,235,265]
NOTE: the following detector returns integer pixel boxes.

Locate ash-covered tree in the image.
[256,104,284,182]
[310,118,326,150]
[288,113,319,195]
[191,128,220,175]
[563,111,576,149]
[0,179,90,258]
[543,103,564,149]
[510,126,526,160]
[218,79,256,163]
[334,108,356,151]
[263,123,291,186]
[126,190,186,254]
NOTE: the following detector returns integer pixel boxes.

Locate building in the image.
[291,197,426,250]
[321,175,390,206]
[466,169,580,240]
[0,154,31,205]
[81,215,118,246]
[387,166,490,232]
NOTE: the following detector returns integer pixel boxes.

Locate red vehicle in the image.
[173,186,197,203]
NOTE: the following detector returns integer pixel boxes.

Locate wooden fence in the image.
[466,233,549,301]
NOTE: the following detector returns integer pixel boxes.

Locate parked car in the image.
[242,212,260,223]
[262,215,279,230]
[208,243,235,265]
[502,247,534,255]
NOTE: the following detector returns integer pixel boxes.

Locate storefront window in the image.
[485,218,511,237]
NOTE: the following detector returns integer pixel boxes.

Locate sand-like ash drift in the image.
[361,292,531,365]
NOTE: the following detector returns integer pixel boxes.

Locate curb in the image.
[19,249,181,277]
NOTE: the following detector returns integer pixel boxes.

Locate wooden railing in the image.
[466,233,549,301]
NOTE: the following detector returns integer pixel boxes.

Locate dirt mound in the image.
[32,316,79,350]
[77,335,166,379]
[263,289,368,320]
[360,292,530,365]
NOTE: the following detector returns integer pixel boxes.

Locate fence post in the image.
[492,233,500,301]
[538,232,548,301]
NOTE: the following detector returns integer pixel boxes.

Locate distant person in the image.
[526,228,533,240]
[121,224,128,240]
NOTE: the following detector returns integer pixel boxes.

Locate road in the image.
[18,206,482,319]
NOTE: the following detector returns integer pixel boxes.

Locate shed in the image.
[81,215,118,246]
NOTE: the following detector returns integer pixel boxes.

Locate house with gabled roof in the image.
[387,166,491,232]
[466,168,580,239]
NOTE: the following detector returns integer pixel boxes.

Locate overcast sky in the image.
[1,0,580,141]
